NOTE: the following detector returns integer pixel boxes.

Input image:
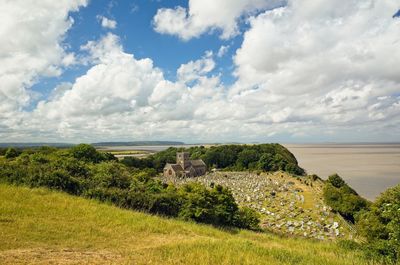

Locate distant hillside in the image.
[0,184,369,265]
[0,142,73,148]
[92,141,185,146]
[0,141,186,149]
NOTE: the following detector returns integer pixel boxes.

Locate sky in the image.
[0,0,400,144]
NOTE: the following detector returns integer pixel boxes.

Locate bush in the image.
[70,144,114,163]
[148,190,182,217]
[121,156,152,169]
[5,147,20,159]
[178,183,239,227]
[327,174,347,189]
[90,162,131,189]
[234,207,261,230]
[363,240,398,264]
[356,184,400,263]
[30,169,81,194]
[323,174,368,222]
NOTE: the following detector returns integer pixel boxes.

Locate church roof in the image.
[190,159,206,167]
[170,164,183,172]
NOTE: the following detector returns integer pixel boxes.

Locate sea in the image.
[284,144,400,201]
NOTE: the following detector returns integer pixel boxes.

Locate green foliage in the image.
[236,149,260,169]
[31,169,81,194]
[132,144,305,175]
[327,174,347,189]
[70,144,115,163]
[234,207,261,230]
[323,174,368,222]
[148,189,182,217]
[0,147,7,156]
[5,147,20,159]
[356,184,400,263]
[178,183,240,227]
[121,156,152,169]
[310,174,322,181]
[90,162,132,189]
[337,240,361,251]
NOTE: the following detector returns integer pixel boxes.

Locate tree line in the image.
[121,144,305,175]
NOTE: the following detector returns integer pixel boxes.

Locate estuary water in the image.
[284,144,400,201]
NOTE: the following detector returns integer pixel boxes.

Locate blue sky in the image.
[1,0,400,143]
[30,0,245,110]
[67,0,247,82]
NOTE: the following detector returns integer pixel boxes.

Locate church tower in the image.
[176,152,190,169]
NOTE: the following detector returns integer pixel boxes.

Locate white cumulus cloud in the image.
[152,0,286,40]
[0,0,88,119]
[98,15,117,29]
[232,0,400,132]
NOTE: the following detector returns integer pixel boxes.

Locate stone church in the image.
[163,152,206,178]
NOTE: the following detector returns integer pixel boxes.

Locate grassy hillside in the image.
[0,184,373,265]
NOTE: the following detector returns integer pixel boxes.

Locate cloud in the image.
[232,0,400,130]
[152,0,286,40]
[30,34,225,141]
[0,0,87,117]
[217,45,230,57]
[36,33,163,119]
[98,15,117,29]
[177,51,215,83]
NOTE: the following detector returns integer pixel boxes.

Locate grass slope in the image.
[0,184,371,265]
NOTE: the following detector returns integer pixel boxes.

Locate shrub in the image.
[29,169,81,194]
[148,190,183,217]
[356,184,400,263]
[90,162,131,189]
[5,147,20,159]
[234,207,261,230]
[70,144,114,163]
[323,174,368,222]
[178,183,239,227]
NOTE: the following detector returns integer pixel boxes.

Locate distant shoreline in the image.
[1,141,399,149]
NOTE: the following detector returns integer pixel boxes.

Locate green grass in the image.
[0,184,375,264]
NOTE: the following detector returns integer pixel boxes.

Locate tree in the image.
[90,162,131,189]
[323,174,369,222]
[257,153,274,171]
[327,174,346,188]
[178,183,239,227]
[70,144,100,163]
[234,207,261,230]
[356,184,400,262]
[236,149,259,169]
[70,144,114,163]
[5,147,19,159]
